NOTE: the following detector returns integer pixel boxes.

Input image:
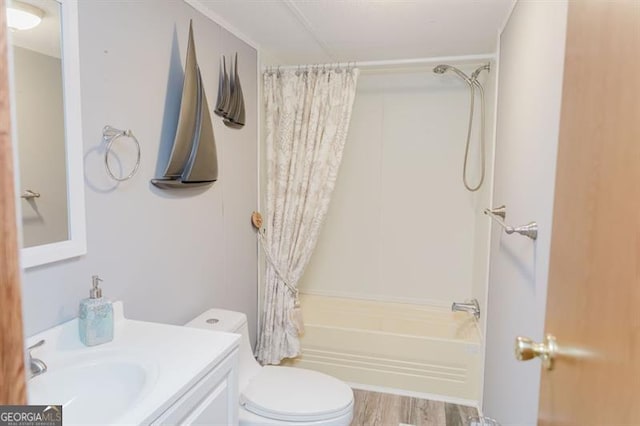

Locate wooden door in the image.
[539,1,640,424]
[0,0,27,405]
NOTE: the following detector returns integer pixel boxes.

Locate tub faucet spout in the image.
[452,299,480,320]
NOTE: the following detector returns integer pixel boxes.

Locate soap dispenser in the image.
[79,275,114,346]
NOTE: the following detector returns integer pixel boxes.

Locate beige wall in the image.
[20,1,259,345]
[299,67,495,312]
[483,1,568,423]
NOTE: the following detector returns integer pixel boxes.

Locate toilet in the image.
[186,309,354,426]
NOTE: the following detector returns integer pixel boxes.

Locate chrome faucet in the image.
[27,339,47,379]
[452,299,481,320]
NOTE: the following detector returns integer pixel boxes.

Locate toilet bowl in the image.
[186,309,354,426]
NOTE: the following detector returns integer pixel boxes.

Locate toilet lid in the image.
[240,366,354,422]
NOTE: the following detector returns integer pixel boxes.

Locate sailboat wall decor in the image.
[151,21,218,189]
[224,53,246,128]
[214,53,245,128]
[214,56,230,118]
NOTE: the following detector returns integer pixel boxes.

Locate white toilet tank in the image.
[185,309,262,391]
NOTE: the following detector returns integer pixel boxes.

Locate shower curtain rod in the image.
[263,53,495,71]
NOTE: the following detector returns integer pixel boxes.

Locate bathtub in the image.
[282,293,482,401]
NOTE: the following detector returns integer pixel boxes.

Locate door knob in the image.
[515,334,557,370]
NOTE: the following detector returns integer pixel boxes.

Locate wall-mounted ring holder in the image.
[103,125,141,182]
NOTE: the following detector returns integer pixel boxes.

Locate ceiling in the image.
[196,0,514,65]
[9,0,61,58]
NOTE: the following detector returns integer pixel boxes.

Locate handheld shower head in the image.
[432,62,489,192]
[432,64,472,84]
[433,64,450,74]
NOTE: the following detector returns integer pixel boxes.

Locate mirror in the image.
[8,0,86,267]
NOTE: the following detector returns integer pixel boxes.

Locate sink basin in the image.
[26,302,240,425]
[29,357,157,424]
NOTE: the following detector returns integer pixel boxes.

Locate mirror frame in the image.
[17,0,86,268]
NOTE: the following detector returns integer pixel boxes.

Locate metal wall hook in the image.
[484,205,538,240]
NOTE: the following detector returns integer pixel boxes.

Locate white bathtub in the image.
[283,293,482,401]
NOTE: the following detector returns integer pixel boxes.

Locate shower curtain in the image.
[256,67,359,365]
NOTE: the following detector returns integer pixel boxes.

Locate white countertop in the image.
[27,302,240,425]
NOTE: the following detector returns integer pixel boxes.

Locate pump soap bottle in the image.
[79,275,114,346]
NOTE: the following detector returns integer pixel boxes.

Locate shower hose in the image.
[462,79,486,192]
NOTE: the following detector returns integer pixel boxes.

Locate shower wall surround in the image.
[20,1,259,343]
[299,68,496,324]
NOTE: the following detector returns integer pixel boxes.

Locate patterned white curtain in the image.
[256,68,359,365]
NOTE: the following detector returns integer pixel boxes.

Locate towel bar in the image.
[21,189,40,200]
[484,205,538,240]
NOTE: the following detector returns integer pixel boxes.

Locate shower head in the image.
[433,64,449,74]
[432,64,472,84]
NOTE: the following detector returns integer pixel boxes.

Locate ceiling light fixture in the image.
[6,1,44,31]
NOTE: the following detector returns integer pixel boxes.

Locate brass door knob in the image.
[515,334,558,370]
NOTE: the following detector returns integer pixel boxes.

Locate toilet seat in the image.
[240,366,354,422]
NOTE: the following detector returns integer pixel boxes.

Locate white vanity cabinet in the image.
[152,349,239,425]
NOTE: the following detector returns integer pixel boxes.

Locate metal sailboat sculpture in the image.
[214,53,245,128]
[151,21,218,189]
[224,53,246,128]
[214,56,230,117]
